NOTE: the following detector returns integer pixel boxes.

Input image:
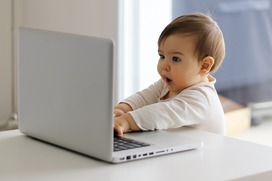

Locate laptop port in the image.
[126,156,131,160]
[149,152,154,155]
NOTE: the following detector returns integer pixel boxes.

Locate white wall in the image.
[0,0,12,129]
[19,0,111,37]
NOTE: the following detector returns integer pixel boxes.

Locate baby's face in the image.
[157,34,203,94]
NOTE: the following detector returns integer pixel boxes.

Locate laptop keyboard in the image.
[114,136,151,152]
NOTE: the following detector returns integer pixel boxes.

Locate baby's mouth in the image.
[166,77,172,83]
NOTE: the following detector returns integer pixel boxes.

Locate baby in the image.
[114,13,226,136]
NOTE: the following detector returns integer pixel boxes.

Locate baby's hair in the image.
[158,13,225,73]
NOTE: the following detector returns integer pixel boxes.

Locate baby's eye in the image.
[172,56,181,62]
[159,54,165,59]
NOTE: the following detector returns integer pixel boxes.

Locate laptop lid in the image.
[18,27,114,162]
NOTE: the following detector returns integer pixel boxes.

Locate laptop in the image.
[18,27,203,163]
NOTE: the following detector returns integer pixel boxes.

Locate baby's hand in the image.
[113,108,125,118]
[113,103,132,117]
[114,113,141,137]
[114,115,130,137]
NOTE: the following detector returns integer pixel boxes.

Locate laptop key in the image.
[114,136,150,152]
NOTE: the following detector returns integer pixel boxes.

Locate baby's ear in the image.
[199,56,214,75]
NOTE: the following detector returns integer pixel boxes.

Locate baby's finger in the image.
[114,124,124,137]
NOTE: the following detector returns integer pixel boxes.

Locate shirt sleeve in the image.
[122,79,165,110]
[129,86,214,131]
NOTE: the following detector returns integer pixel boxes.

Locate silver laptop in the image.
[18,27,203,163]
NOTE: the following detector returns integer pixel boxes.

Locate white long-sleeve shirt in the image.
[123,76,226,135]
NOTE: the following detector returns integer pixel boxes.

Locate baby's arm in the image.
[114,113,141,136]
[113,79,164,136]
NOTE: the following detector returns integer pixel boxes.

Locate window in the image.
[118,0,172,100]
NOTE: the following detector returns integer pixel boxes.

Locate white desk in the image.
[1,128,272,181]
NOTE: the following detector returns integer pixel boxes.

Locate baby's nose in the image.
[162,60,171,71]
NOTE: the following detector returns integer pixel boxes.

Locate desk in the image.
[1,128,272,181]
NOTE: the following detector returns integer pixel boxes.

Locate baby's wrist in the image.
[124,113,140,131]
